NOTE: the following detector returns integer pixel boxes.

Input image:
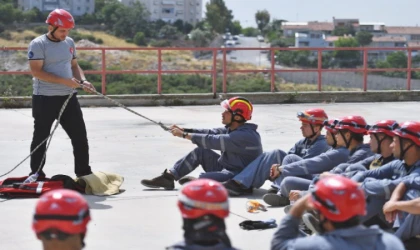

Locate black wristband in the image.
[183,128,194,133]
[182,132,189,138]
[80,79,86,84]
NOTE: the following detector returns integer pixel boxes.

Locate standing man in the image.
[28,9,95,179]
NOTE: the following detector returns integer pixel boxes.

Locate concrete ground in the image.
[0,101,415,250]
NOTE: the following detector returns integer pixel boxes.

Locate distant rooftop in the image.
[386,26,420,35]
[283,21,334,31]
[372,36,407,42]
[360,22,386,26]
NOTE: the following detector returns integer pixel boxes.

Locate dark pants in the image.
[30,94,92,177]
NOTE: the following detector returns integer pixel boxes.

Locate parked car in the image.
[257,35,264,42]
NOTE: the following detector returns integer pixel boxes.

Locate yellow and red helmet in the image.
[221,97,253,121]
[297,108,328,125]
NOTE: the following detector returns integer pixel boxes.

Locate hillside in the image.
[0,28,262,73]
[0,29,357,95]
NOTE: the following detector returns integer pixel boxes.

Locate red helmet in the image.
[393,121,420,147]
[335,116,368,134]
[323,119,338,134]
[33,189,90,235]
[178,179,229,219]
[310,175,366,222]
[45,9,75,29]
[297,108,328,125]
[221,97,253,121]
[368,120,399,138]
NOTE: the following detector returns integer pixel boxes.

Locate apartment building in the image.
[120,0,202,25]
[385,26,420,41]
[18,0,95,16]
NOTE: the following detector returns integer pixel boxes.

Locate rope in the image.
[0,83,170,178]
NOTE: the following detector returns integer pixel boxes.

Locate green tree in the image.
[264,19,286,42]
[32,7,49,22]
[205,0,233,33]
[190,29,210,47]
[333,25,356,36]
[100,0,125,29]
[270,37,294,47]
[159,24,179,39]
[334,37,361,68]
[230,20,242,35]
[242,27,259,37]
[386,51,407,68]
[356,31,373,46]
[112,3,150,38]
[133,32,146,46]
[0,3,22,24]
[145,19,168,38]
[173,19,184,32]
[184,23,194,34]
[255,10,270,32]
[77,13,97,25]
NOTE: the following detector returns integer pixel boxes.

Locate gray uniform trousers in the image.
[274,154,315,195]
[169,147,237,182]
[393,189,420,241]
[232,149,287,188]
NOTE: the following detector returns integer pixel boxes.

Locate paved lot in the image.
[0,101,415,249]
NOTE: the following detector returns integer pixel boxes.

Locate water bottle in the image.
[22,173,39,184]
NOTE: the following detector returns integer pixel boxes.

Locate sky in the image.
[203,0,420,27]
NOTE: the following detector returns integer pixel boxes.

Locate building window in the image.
[162,8,174,14]
[154,0,159,5]
[176,10,183,14]
[176,1,183,5]
[77,6,81,11]
[86,7,90,11]
[298,41,309,47]
[411,35,420,40]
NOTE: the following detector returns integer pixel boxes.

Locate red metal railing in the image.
[1,46,419,94]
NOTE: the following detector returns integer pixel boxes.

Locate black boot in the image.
[223,180,253,196]
[178,176,197,185]
[141,169,175,190]
[262,193,290,207]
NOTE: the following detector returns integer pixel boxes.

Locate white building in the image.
[18,0,95,16]
[120,0,202,25]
